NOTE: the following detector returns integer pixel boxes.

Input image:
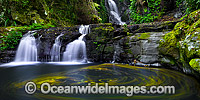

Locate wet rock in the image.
[0,50,16,63]
[174,12,183,18]
[129,31,169,64]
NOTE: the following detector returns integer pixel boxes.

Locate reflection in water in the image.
[0,63,199,100]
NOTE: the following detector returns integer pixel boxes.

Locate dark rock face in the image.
[0,50,16,64]
[37,27,81,62]
[86,23,116,62]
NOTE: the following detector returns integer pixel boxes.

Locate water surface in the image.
[0,63,199,100]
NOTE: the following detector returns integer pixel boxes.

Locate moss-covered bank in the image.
[160,9,200,73]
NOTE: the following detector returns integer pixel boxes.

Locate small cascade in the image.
[15,31,38,62]
[50,34,63,62]
[107,0,125,25]
[62,25,90,62]
[111,51,117,63]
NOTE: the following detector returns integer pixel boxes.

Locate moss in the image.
[188,19,200,34]
[159,30,179,58]
[158,21,175,29]
[160,9,200,72]
[95,26,114,32]
[139,33,150,39]
[104,23,113,26]
[132,32,151,40]
[189,58,200,72]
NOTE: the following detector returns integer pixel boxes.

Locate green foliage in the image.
[175,0,200,14]
[0,31,22,51]
[0,23,55,51]
[129,0,162,24]
[123,24,129,32]
[0,0,18,27]
[176,0,183,8]
[0,0,99,26]
[185,0,200,13]
[93,0,108,23]
[93,42,102,50]
[28,23,55,30]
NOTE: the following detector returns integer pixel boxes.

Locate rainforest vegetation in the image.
[0,0,200,72]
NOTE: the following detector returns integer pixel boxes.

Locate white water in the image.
[108,0,119,14]
[14,31,38,62]
[108,0,125,25]
[62,25,89,62]
[50,34,63,62]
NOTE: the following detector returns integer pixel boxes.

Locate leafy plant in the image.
[0,31,22,51]
[185,0,200,14]
[176,0,200,14]
[93,0,109,23]
[0,23,55,51]
[129,0,162,24]
[93,41,102,50]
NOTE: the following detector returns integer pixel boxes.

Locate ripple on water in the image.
[12,63,200,100]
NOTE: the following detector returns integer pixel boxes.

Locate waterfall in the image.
[108,0,119,14]
[15,31,38,62]
[50,34,63,62]
[62,25,89,62]
[107,0,125,25]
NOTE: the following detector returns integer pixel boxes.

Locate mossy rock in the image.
[181,32,200,59]
[160,9,200,71]
[189,58,200,72]
[131,32,151,40]
[138,33,150,40]
[159,30,179,58]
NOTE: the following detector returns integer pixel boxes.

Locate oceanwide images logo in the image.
[25,82,175,96]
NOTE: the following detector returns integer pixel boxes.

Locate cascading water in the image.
[15,31,38,62]
[50,34,63,62]
[107,0,125,25]
[62,25,89,63]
